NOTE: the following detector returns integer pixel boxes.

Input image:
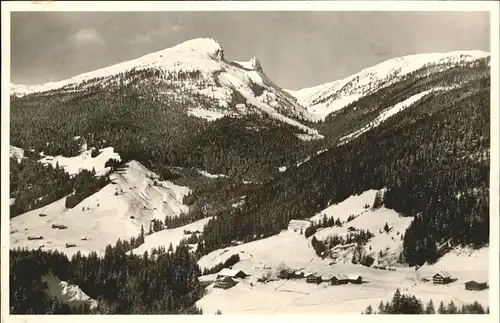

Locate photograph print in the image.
[3,1,497,317]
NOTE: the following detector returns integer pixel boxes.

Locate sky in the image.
[10,11,490,90]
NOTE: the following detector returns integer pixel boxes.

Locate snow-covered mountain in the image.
[286,50,490,120]
[11,38,322,139]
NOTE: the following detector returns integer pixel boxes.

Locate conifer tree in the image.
[425,299,435,314]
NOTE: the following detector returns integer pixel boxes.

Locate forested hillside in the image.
[10,70,316,185]
[199,65,490,266]
[10,241,203,314]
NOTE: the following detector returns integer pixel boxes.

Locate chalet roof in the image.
[321,275,334,281]
[288,220,312,226]
[306,273,321,278]
[465,280,487,284]
[347,274,362,280]
[332,274,348,280]
[217,268,246,278]
[216,276,236,282]
[433,271,451,278]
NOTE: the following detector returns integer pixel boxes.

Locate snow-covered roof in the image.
[347,274,362,280]
[289,219,311,224]
[433,271,451,278]
[217,268,246,278]
[332,274,348,280]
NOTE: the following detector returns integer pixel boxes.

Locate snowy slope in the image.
[131,217,213,255]
[419,247,489,283]
[10,38,321,138]
[42,274,98,310]
[287,50,489,120]
[10,160,190,257]
[11,38,224,96]
[195,189,489,314]
[310,189,379,224]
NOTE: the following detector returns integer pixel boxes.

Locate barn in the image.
[347,274,363,284]
[331,274,349,285]
[216,268,248,279]
[432,271,451,284]
[288,219,312,233]
[214,276,238,289]
[306,274,322,284]
[465,280,488,291]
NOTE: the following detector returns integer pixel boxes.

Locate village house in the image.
[306,274,322,284]
[347,274,363,284]
[432,271,452,284]
[294,270,305,279]
[288,219,312,233]
[465,280,488,291]
[278,268,294,280]
[216,268,248,279]
[331,274,349,285]
[321,274,334,284]
[214,276,238,289]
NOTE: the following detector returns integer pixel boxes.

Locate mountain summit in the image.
[11,38,321,139]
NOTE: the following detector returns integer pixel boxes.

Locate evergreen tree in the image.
[447,301,458,314]
[438,301,446,314]
[425,299,435,314]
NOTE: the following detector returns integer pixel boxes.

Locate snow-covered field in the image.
[310,189,379,224]
[131,217,212,255]
[10,160,190,257]
[39,147,121,176]
[197,250,488,314]
[196,189,489,314]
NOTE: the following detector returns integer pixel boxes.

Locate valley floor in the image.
[196,230,489,314]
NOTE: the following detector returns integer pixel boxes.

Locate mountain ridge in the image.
[285,50,489,120]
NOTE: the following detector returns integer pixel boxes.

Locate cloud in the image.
[70,28,104,45]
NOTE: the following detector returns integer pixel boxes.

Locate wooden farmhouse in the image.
[432,271,452,285]
[217,268,248,279]
[465,280,488,291]
[214,276,238,289]
[306,274,322,284]
[331,274,349,285]
[278,269,295,280]
[293,270,305,279]
[347,274,363,284]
